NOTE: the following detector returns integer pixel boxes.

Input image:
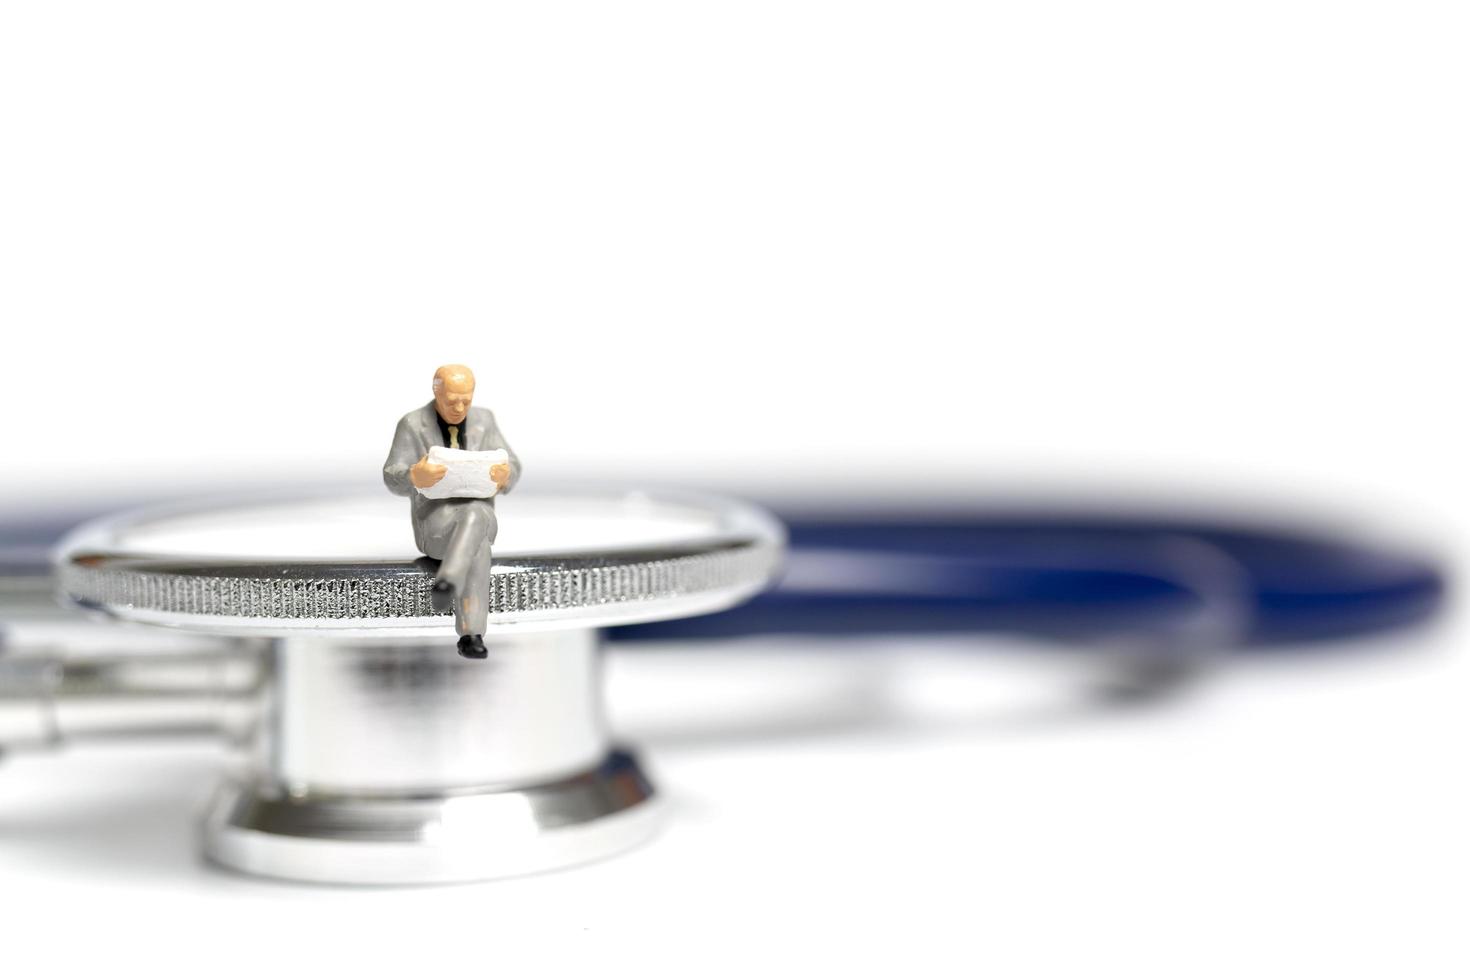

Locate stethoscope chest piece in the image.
[46,491,783,885]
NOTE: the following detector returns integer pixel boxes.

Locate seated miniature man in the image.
[382,364,520,659]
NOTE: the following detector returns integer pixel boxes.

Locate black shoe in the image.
[430,579,454,613]
[457,634,488,660]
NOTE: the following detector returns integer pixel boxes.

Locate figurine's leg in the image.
[456,536,493,637]
[436,504,488,599]
[445,503,498,640]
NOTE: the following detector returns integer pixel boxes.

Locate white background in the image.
[0,1,1464,977]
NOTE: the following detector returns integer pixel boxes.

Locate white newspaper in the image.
[416,446,510,500]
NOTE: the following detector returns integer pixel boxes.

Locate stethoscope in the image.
[0,488,1446,885]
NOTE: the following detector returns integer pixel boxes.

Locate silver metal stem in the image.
[206,629,660,885]
[0,643,264,751]
[261,631,609,794]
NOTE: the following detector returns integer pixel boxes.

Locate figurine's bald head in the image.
[432,364,476,424]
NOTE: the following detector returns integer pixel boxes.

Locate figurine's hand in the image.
[490,463,511,490]
[410,455,448,489]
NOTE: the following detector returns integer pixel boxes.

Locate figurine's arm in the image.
[484,412,522,493]
[382,416,423,497]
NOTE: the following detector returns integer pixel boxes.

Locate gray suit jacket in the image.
[382,402,521,552]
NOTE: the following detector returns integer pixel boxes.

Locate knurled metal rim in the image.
[55,492,784,635]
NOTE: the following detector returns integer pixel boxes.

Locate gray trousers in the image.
[419,499,499,636]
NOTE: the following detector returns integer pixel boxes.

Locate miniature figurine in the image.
[383,364,520,659]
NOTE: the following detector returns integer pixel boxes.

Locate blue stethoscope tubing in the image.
[1,502,1447,653]
[611,506,1447,650]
